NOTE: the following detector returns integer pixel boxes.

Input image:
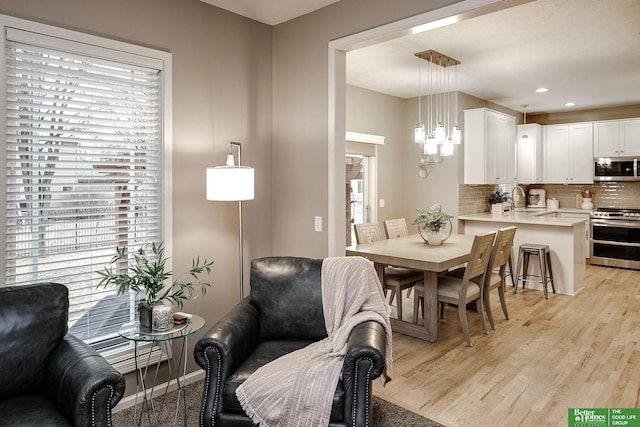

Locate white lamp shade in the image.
[206,166,254,201]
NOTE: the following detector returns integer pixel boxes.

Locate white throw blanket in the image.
[236,256,393,427]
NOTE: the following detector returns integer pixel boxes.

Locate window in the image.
[1,16,172,372]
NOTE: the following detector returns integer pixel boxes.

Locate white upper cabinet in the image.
[464,108,516,184]
[620,119,640,156]
[593,120,619,157]
[594,119,640,157]
[544,122,593,184]
[516,123,543,184]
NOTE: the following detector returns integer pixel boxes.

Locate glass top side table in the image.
[119,314,205,426]
[119,314,205,342]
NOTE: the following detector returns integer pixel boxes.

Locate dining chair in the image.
[354,222,383,244]
[413,231,496,346]
[447,227,517,329]
[383,218,418,297]
[354,222,422,321]
[483,226,517,328]
[383,218,410,239]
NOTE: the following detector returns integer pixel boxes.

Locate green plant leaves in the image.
[96,242,214,309]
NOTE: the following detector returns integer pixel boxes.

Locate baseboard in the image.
[112,369,206,412]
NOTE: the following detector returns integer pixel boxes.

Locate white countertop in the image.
[459,208,591,227]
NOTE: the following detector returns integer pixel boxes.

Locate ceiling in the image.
[346,0,640,114]
[200,0,341,25]
[201,0,640,115]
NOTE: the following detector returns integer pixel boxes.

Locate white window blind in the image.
[3,26,168,372]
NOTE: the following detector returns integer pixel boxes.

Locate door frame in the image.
[327,0,527,256]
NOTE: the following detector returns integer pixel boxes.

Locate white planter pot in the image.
[425,231,443,246]
[491,203,503,215]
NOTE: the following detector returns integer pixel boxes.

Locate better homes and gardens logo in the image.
[569,408,640,427]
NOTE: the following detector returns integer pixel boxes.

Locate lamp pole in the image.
[229,142,246,300]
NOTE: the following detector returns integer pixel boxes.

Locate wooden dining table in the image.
[346,233,475,342]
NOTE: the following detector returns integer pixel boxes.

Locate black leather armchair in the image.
[0,283,126,427]
[194,256,387,427]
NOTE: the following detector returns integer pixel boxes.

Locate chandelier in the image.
[414,50,461,177]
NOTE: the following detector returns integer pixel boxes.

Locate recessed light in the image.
[536,87,548,93]
[565,102,576,107]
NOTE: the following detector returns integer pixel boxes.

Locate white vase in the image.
[425,231,443,246]
[418,219,452,246]
[491,203,503,215]
[581,198,593,210]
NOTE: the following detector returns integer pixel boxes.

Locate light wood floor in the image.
[373,265,640,426]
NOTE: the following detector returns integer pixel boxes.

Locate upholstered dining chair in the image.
[354,222,422,321]
[445,227,517,330]
[413,231,496,346]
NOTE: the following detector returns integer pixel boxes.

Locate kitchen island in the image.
[459,209,588,295]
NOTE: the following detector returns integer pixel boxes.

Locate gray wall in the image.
[346,85,407,223]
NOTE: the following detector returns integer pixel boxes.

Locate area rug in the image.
[112,380,445,426]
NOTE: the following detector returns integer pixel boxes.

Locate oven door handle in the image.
[591,219,640,228]
[592,239,640,247]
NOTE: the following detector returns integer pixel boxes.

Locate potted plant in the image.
[413,203,454,245]
[488,191,511,215]
[97,242,213,331]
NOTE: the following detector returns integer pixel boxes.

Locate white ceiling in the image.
[347,0,640,114]
[202,0,640,115]
[200,0,341,25]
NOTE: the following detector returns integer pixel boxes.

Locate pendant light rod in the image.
[521,104,529,139]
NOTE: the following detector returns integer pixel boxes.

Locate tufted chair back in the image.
[250,256,327,341]
[0,283,68,399]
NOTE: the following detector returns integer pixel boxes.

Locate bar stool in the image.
[514,243,556,299]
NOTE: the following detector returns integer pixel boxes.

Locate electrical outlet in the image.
[379,199,385,208]
[314,216,322,232]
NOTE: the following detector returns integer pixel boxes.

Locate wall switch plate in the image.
[379,199,385,208]
[314,216,322,232]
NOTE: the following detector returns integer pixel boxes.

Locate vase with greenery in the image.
[97,242,213,331]
[413,203,454,245]
[488,191,511,215]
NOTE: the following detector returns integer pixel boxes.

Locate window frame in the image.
[0,14,173,372]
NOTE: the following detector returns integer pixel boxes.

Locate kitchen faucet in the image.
[512,185,526,209]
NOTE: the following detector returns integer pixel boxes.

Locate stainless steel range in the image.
[591,207,640,269]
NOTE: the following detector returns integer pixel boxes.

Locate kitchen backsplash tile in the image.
[458,184,502,215]
[530,182,640,209]
[459,182,640,214]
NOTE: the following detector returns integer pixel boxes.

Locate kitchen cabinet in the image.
[544,122,593,184]
[593,118,640,157]
[516,123,543,184]
[464,108,516,184]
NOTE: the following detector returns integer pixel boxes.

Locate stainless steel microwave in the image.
[594,157,640,181]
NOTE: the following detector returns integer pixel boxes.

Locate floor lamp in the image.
[206,142,254,300]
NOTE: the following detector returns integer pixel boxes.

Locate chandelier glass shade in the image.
[414,50,461,173]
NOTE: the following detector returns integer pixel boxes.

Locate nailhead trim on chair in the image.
[200,346,222,427]
[352,357,374,427]
[91,384,115,427]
